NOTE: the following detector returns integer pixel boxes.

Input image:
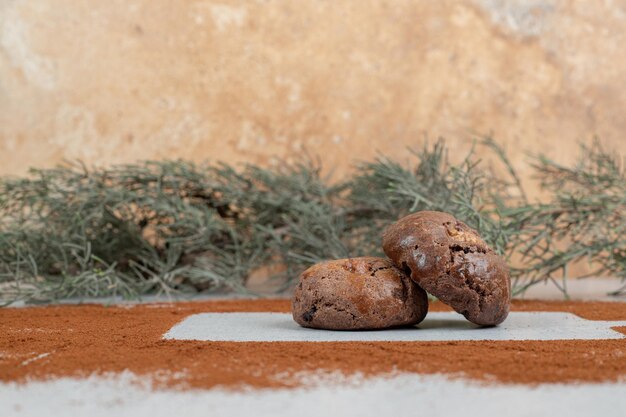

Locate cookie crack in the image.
[396,274,409,301]
[369,265,393,277]
[447,246,488,313]
[449,244,487,254]
[324,303,358,320]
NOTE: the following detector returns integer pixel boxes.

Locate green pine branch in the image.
[0,138,624,305]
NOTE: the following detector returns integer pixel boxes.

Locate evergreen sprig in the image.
[501,141,626,295]
[0,139,623,305]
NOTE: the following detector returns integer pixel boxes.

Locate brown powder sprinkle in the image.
[1,299,625,389]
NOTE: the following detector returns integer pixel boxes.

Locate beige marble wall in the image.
[1,0,625,191]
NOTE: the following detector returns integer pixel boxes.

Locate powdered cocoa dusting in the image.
[1,300,624,389]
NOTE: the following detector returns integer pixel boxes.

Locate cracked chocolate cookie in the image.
[292,257,429,330]
[382,211,510,326]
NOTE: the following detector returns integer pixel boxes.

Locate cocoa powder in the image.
[1,299,625,389]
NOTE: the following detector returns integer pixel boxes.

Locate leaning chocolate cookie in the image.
[382,211,510,326]
[292,257,428,330]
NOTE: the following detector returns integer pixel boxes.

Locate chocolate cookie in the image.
[382,211,510,326]
[292,257,429,330]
